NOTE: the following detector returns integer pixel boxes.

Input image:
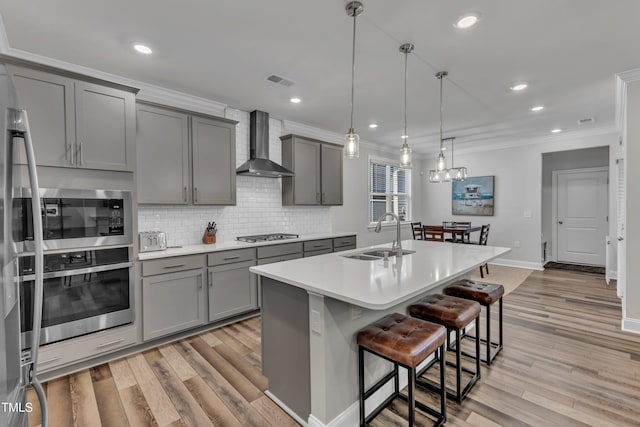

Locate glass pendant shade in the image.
[436,151,446,171]
[400,142,412,168]
[344,129,360,159]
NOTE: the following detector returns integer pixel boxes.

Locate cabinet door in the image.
[75,81,135,171]
[192,115,236,205]
[293,137,321,205]
[208,260,257,322]
[136,104,190,204]
[321,144,343,205]
[7,65,76,167]
[142,269,206,341]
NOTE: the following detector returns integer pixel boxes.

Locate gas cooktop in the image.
[236,233,299,243]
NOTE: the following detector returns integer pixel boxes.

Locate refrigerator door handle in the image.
[13,108,49,427]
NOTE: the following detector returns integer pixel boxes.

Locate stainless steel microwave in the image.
[13,188,133,251]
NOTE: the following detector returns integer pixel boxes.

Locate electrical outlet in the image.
[514,241,521,248]
[523,210,532,218]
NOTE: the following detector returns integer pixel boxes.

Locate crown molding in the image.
[0,14,9,54]
[422,124,619,159]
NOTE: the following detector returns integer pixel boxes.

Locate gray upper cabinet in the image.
[136,102,237,205]
[281,134,343,206]
[74,81,135,171]
[192,115,236,205]
[136,104,190,204]
[320,143,343,205]
[7,64,136,171]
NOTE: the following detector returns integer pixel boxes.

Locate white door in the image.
[557,169,608,265]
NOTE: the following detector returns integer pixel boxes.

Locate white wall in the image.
[419,132,618,269]
[541,146,610,261]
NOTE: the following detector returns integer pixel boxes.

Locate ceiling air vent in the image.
[265,73,295,87]
[578,117,595,125]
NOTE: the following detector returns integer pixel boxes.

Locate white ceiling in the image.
[1,0,638,154]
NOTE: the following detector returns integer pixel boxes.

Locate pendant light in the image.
[429,71,468,183]
[399,43,414,168]
[344,1,364,159]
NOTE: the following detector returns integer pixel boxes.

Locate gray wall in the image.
[419,132,617,268]
[541,146,609,261]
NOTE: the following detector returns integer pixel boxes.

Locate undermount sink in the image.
[362,249,416,257]
[342,248,416,260]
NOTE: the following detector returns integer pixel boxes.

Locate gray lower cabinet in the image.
[7,63,136,171]
[281,134,343,206]
[142,268,206,341]
[136,102,238,205]
[208,260,258,321]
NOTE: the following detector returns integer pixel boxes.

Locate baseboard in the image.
[606,270,618,281]
[265,390,308,426]
[622,317,640,334]
[491,258,544,270]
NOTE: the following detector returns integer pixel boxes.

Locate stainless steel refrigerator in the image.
[1,61,47,427]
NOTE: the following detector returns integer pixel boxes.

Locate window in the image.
[369,158,411,223]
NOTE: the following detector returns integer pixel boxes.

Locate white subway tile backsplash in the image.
[138,107,332,247]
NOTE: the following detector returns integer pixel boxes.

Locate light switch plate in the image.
[523,210,532,218]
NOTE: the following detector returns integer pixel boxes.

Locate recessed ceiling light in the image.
[455,13,480,29]
[510,83,528,91]
[551,128,562,133]
[530,105,544,112]
[368,123,378,128]
[133,44,152,54]
[290,97,301,104]
[401,135,408,139]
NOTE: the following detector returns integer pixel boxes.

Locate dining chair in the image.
[423,225,445,242]
[470,224,491,277]
[411,221,424,240]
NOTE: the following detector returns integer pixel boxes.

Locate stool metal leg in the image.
[439,343,447,425]
[359,346,365,427]
[455,328,462,402]
[486,302,492,366]
[475,317,481,379]
[408,367,415,426]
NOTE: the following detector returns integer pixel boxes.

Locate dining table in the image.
[440,224,482,243]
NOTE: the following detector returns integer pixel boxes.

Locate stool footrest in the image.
[397,393,446,427]
[364,392,398,425]
[452,333,503,364]
[364,370,397,400]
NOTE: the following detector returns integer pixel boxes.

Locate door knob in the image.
[558,221,563,224]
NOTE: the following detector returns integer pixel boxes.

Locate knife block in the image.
[202,232,216,244]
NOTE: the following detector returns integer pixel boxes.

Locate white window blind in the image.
[616,157,625,298]
[369,159,411,223]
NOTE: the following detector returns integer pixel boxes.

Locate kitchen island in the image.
[251,240,510,427]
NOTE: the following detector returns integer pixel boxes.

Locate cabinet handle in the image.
[194,187,198,203]
[39,356,63,365]
[97,338,124,349]
[316,192,320,203]
[209,271,213,288]
[75,144,81,166]
[313,244,324,248]
[322,192,325,204]
[198,277,203,290]
[79,144,84,165]
[66,143,73,165]
[183,187,187,202]
[223,256,240,261]
[341,240,351,244]
[164,263,186,269]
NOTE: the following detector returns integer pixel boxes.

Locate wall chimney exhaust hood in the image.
[236,110,295,177]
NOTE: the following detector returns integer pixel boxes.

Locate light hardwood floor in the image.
[28,269,640,426]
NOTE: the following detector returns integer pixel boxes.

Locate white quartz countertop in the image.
[138,232,357,260]
[250,240,511,310]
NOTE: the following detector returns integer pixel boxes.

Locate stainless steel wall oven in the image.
[13,188,133,251]
[19,247,134,347]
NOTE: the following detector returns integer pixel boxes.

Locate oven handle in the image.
[15,108,49,427]
[21,261,134,282]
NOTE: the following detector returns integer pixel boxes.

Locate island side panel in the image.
[261,277,311,421]
[310,280,460,425]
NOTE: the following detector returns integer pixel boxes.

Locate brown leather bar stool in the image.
[357,313,447,426]
[408,295,481,403]
[444,279,504,365]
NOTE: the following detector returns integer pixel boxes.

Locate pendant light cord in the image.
[439,73,444,152]
[403,50,408,139]
[350,12,357,130]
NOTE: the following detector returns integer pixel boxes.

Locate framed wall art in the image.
[452,175,494,216]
